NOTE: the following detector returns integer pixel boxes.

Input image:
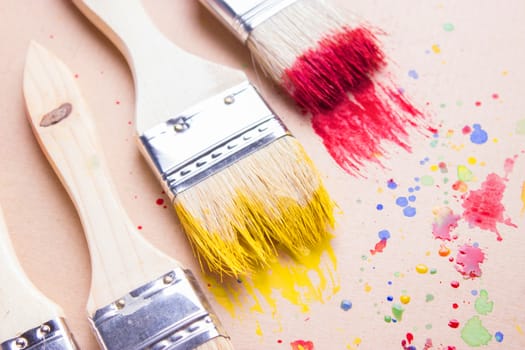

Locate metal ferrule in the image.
[199,0,299,42]
[1,318,78,350]
[90,268,227,350]
[139,81,290,200]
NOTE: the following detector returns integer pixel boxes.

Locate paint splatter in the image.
[432,207,460,240]
[455,244,485,278]
[290,340,314,350]
[474,290,494,315]
[461,316,492,346]
[155,198,165,206]
[432,44,441,53]
[439,245,451,257]
[462,173,517,240]
[448,319,460,328]
[370,239,388,255]
[443,23,455,31]
[408,69,419,79]
[494,331,504,342]
[340,299,352,311]
[392,303,405,321]
[416,264,429,274]
[457,165,473,182]
[450,280,460,288]
[207,237,339,316]
[470,124,488,144]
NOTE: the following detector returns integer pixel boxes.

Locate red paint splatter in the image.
[311,79,424,173]
[448,319,460,328]
[290,340,314,350]
[137,225,143,230]
[406,333,414,343]
[115,100,121,105]
[423,339,433,350]
[462,125,472,134]
[155,198,165,206]
[432,207,460,240]
[277,339,283,344]
[475,101,482,107]
[455,244,485,278]
[283,27,385,115]
[462,173,517,240]
[492,93,499,99]
[370,239,387,255]
[452,303,459,309]
[450,280,460,288]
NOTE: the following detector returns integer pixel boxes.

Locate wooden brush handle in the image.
[0,205,63,339]
[23,42,177,314]
[72,0,245,132]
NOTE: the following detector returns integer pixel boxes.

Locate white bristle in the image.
[247,0,351,81]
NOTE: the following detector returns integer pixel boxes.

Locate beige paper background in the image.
[1,1,524,349]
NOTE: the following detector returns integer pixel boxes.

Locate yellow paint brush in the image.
[24,41,233,350]
[0,204,78,350]
[72,0,336,277]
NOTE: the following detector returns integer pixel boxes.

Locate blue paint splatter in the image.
[340,299,352,311]
[403,206,417,217]
[387,295,394,302]
[471,290,478,296]
[408,195,416,202]
[378,230,391,240]
[396,197,409,207]
[408,69,419,79]
[470,124,488,144]
[495,331,504,342]
[376,204,384,210]
[387,179,398,189]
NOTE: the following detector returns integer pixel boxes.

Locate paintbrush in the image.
[24,41,234,350]
[199,1,425,174]
[71,0,335,277]
[0,204,78,350]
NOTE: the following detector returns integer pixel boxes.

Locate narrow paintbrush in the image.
[0,204,78,350]
[200,0,425,174]
[24,41,233,350]
[72,0,335,276]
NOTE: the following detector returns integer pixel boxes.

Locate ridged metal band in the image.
[139,81,290,200]
[1,318,78,350]
[199,0,299,42]
[90,268,227,350]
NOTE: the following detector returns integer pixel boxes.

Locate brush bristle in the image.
[247,0,385,114]
[174,136,336,277]
[195,336,235,350]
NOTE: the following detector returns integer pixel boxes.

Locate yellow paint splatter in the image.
[521,182,525,215]
[400,295,411,304]
[492,138,499,143]
[430,164,439,172]
[467,157,477,165]
[457,165,474,182]
[516,323,524,335]
[364,283,372,293]
[206,236,339,317]
[255,321,263,337]
[416,264,429,274]
[432,44,441,53]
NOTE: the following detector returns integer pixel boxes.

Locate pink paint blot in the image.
[370,239,387,255]
[455,244,485,278]
[311,79,425,174]
[290,340,314,350]
[462,173,517,240]
[432,207,460,240]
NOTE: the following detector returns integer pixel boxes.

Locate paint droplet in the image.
[462,125,471,134]
[425,323,433,330]
[457,165,473,182]
[425,294,434,302]
[255,321,263,336]
[450,280,460,288]
[353,338,362,345]
[290,340,314,350]
[408,69,419,79]
[455,244,485,278]
[467,156,477,165]
[340,299,352,311]
[494,331,504,342]
[155,198,165,206]
[137,225,143,230]
[452,303,459,309]
[470,124,488,144]
[392,303,405,321]
[403,206,416,217]
[384,315,392,323]
[474,290,494,315]
[420,175,434,186]
[475,101,482,107]
[443,22,455,31]
[400,295,411,304]
[364,283,372,292]
[378,230,391,240]
[448,319,460,328]
[431,44,441,53]
[452,180,468,192]
[115,100,121,105]
[277,339,283,344]
[416,264,428,274]
[387,295,394,302]
[439,245,451,257]
[376,203,384,210]
[461,316,492,346]
[430,268,437,274]
[387,179,398,189]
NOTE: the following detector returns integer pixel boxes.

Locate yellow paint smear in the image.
[206,236,339,318]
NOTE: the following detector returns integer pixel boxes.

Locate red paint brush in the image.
[200,0,425,173]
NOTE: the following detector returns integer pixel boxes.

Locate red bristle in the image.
[283,26,385,114]
[311,79,424,174]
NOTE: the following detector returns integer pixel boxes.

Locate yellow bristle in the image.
[175,136,336,276]
[195,336,235,350]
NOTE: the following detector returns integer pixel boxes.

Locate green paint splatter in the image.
[430,268,437,274]
[384,315,392,323]
[392,303,405,321]
[461,316,492,346]
[475,289,494,315]
[443,23,455,32]
[425,323,433,330]
[457,165,473,182]
[516,119,525,135]
[421,175,435,186]
[425,294,434,302]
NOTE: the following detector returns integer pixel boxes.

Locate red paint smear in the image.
[455,244,485,278]
[462,173,517,240]
[311,79,424,173]
[290,340,314,350]
[283,27,385,115]
[432,207,460,240]
[448,319,460,328]
[370,239,387,255]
